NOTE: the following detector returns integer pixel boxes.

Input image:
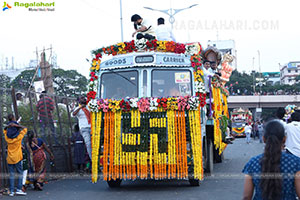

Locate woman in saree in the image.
[27,131,54,191]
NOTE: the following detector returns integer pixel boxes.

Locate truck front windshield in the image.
[152,69,192,97]
[100,70,138,99]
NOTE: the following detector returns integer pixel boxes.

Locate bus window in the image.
[143,70,147,97]
[151,69,192,97]
[100,70,138,99]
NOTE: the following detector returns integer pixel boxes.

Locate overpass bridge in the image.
[227,95,300,109]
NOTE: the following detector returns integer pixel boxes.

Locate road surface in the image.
[1,138,264,200]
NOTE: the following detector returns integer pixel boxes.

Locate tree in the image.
[0,74,11,88]
[10,69,37,91]
[226,70,254,95]
[10,68,88,97]
[295,75,300,83]
[226,70,300,95]
[52,69,88,97]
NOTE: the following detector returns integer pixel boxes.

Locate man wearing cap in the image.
[131,14,155,40]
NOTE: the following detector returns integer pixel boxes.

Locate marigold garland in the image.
[212,87,227,155]
[87,40,232,184]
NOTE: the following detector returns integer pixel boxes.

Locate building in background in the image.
[262,72,280,85]
[207,39,237,69]
[280,61,300,85]
[0,59,37,80]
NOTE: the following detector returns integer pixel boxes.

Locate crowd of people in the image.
[242,107,300,199]
[229,89,300,96]
[2,13,300,199]
[2,94,92,197]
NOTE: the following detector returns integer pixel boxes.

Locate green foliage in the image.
[52,69,88,97]
[0,74,11,88]
[226,70,255,95]
[10,70,36,90]
[17,103,38,131]
[226,70,300,95]
[10,68,88,97]
[295,75,300,82]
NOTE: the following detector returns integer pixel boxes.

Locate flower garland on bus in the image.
[89,108,202,182]
[87,40,206,103]
[88,96,201,113]
[212,83,228,155]
[88,40,207,183]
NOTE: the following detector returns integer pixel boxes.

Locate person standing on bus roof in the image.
[131,14,156,40]
[155,17,176,42]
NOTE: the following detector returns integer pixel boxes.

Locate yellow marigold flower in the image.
[96,65,100,71]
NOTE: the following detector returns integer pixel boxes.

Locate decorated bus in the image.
[231,108,253,137]
[86,39,232,187]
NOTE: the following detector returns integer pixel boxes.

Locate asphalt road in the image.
[1,138,264,200]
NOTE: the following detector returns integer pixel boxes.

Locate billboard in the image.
[287,62,300,69]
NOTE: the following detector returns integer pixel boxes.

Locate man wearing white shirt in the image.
[285,111,300,158]
[155,18,176,42]
[72,96,92,160]
[244,123,252,144]
[202,60,214,93]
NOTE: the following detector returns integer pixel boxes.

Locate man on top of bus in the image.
[155,17,176,42]
[131,14,155,40]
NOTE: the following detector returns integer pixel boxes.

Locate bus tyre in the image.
[189,178,200,186]
[204,140,213,174]
[107,179,122,188]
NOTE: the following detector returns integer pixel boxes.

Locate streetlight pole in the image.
[144,4,198,30]
[257,50,262,94]
[120,0,124,42]
[252,57,256,94]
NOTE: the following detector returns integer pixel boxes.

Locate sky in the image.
[0,0,300,77]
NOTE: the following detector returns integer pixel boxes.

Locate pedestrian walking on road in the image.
[253,122,258,140]
[257,121,263,143]
[3,114,27,196]
[72,96,92,160]
[285,111,300,158]
[242,120,300,200]
[28,130,54,191]
[244,123,252,144]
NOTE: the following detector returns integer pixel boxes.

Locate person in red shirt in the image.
[36,91,58,144]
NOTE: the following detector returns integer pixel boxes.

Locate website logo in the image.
[2,2,12,11]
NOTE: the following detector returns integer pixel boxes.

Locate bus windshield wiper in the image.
[107,69,136,86]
